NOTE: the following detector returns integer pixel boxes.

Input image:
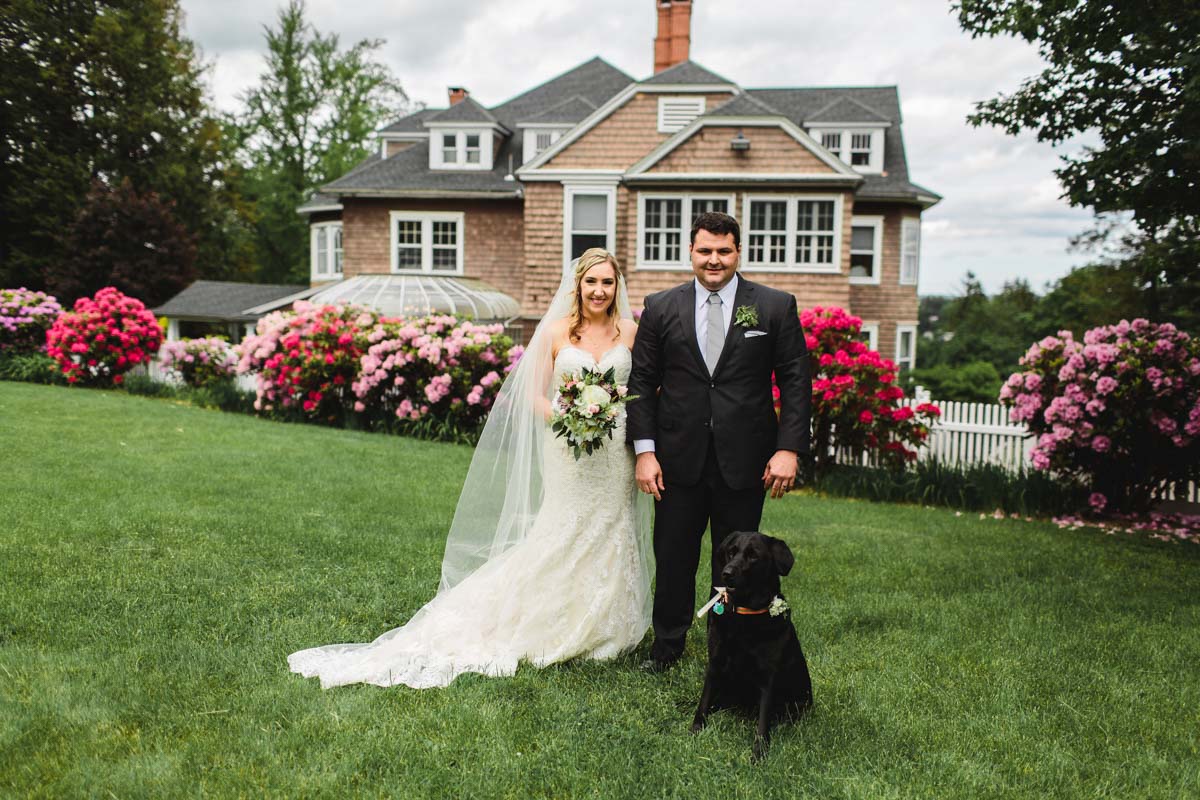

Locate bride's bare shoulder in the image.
[547,317,570,357]
[618,317,638,347]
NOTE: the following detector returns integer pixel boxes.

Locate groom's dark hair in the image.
[690,212,741,249]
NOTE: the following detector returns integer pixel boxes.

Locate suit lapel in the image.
[676,282,708,374]
[712,277,756,378]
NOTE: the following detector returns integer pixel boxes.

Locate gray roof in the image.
[521,94,597,124]
[705,92,784,117]
[748,86,940,203]
[297,192,342,214]
[641,59,734,86]
[425,95,505,128]
[379,107,439,133]
[153,280,309,322]
[805,95,891,124]
[325,57,632,195]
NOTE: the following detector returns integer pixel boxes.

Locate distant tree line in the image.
[0,0,408,306]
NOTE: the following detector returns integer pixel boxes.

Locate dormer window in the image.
[521,127,569,163]
[429,127,495,170]
[812,127,884,173]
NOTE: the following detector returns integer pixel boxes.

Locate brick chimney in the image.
[653,0,692,73]
[448,87,469,106]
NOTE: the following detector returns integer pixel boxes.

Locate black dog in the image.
[691,531,813,760]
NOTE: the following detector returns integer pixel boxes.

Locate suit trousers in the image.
[650,435,766,661]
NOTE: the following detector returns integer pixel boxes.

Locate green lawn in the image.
[2,380,1198,799]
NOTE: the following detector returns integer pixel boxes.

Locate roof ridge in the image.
[805,94,890,123]
[490,56,633,112]
[640,59,735,86]
[747,85,899,92]
[708,92,783,116]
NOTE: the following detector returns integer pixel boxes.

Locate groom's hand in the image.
[636,453,665,501]
[763,450,799,499]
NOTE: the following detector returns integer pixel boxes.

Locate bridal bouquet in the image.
[550,367,635,459]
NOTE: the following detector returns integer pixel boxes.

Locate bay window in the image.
[310,222,343,279]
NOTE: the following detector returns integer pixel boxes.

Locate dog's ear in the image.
[765,535,795,576]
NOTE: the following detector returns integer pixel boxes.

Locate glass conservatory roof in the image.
[307,275,521,321]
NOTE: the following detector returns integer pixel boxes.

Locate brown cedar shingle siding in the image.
[651,127,837,174]
[544,92,734,170]
[847,203,921,359]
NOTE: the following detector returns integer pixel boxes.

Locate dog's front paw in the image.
[689,717,706,734]
[751,736,769,762]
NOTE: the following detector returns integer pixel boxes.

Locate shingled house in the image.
[301,0,940,369]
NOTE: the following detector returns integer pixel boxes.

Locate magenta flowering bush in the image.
[352,314,520,433]
[236,301,379,420]
[45,287,162,386]
[1,288,63,352]
[1000,319,1200,512]
[159,337,238,388]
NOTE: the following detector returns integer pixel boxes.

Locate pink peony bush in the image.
[352,314,521,433]
[792,306,940,472]
[1,288,63,352]
[45,287,162,386]
[236,301,379,420]
[1000,319,1200,512]
[159,337,238,388]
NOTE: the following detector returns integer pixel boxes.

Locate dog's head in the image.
[717,531,795,606]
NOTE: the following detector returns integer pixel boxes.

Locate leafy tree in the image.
[47,179,197,307]
[955,0,1200,331]
[231,0,409,283]
[0,0,252,290]
[1033,262,1143,336]
[902,361,1002,405]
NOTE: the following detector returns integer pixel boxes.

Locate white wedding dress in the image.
[288,344,651,689]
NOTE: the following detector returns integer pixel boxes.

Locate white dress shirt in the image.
[634,275,739,455]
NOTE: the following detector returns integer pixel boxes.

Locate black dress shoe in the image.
[640,656,680,673]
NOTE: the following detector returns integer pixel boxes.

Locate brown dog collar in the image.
[734,606,769,615]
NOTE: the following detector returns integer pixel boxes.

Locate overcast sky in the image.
[178,0,1096,297]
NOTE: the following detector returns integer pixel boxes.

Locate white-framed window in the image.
[900,218,921,285]
[849,215,883,284]
[636,193,735,268]
[811,127,884,173]
[522,127,568,163]
[536,131,554,151]
[563,184,616,265]
[657,96,706,133]
[430,129,493,170]
[895,323,917,371]
[741,194,844,272]
[310,221,343,279]
[389,211,465,275]
[859,322,879,353]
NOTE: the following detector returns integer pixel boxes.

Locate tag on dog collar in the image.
[712,601,725,616]
[696,587,728,618]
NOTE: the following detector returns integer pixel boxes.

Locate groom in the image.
[627,211,812,670]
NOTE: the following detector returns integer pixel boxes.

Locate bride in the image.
[288,248,652,689]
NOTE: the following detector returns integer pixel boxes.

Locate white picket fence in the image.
[854,394,1199,504]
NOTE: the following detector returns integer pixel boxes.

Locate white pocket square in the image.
[744,330,767,338]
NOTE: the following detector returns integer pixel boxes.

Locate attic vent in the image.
[657,97,705,133]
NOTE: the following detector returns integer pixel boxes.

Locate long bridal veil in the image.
[438,252,653,593]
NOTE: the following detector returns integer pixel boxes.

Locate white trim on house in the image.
[635,191,736,270]
[328,189,520,199]
[388,211,466,276]
[859,322,880,353]
[849,214,883,285]
[518,169,626,183]
[520,126,571,164]
[297,203,343,216]
[900,217,921,285]
[895,322,918,371]
[310,221,344,281]
[623,172,861,185]
[562,182,618,271]
[657,96,706,133]
[376,131,430,158]
[804,120,892,129]
[626,116,861,178]
[739,193,844,274]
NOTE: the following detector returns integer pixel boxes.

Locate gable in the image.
[647,125,839,174]
[542,91,734,171]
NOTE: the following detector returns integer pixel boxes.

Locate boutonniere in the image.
[768,596,789,617]
[734,305,759,328]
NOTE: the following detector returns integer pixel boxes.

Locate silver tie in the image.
[705,291,724,374]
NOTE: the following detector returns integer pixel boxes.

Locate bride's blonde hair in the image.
[568,248,624,344]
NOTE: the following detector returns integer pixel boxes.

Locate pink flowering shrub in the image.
[1000,319,1200,512]
[793,306,940,472]
[236,301,379,421]
[45,287,162,386]
[159,337,238,388]
[352,314,520,435]
[1,288,63,352]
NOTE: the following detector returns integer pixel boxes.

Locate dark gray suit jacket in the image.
[627,276,812,490]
